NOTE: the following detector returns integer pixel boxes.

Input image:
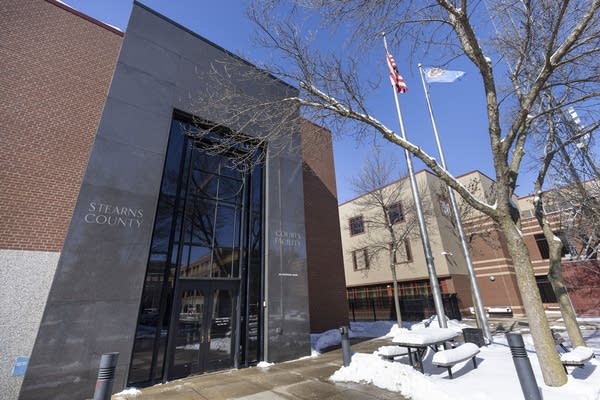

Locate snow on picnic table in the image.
[392,327,459,345]
[311,316,469,353]
[327,319,600,400]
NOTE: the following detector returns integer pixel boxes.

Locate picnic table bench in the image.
[560,346,595,373]
[391,328,459,373]
[431,342,480,379]
[377,345,409,361]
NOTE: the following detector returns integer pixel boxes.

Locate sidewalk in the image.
[113,338,406,400]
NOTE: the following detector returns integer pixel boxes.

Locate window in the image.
[393,239,413,263]
[534,232,569,260]
[534,233,550,259]
[349,216,364,236]
[352,248,369,270]
[536,275,557,303]
[386,203,404,224]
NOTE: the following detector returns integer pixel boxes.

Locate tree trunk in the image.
[389,247,403,328]
[498,217,567,386]
[547,254,586,347]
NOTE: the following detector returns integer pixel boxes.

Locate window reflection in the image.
[129,115,263,385]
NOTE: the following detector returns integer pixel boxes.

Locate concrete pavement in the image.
[112,338,404,400]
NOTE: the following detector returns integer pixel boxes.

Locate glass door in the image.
[168,280,238,379]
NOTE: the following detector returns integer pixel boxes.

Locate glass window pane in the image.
[217,176,244,204]
[191,170,220,199]
[206,288,235,372]
[183,246,212,278]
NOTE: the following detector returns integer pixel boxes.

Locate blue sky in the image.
[60,0,502,203]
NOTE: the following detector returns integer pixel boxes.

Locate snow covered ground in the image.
[328,318,600,400]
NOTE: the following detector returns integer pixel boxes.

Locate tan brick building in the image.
[339,169,600,321]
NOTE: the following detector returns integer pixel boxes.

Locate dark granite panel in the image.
[46,184,155,302]
[22,3,311,398]
[265,148,311,362]
[19,300,137,400]
[84,135,165,196]
[117,30,180,84]
[278,157,307,222]
[109,61,175,115]
[126,4,194,57]
[96,96,172,154]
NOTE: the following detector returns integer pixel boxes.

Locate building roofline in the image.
[454,169,496,183]
[338,168,437,207]
[45,0,124,37]
[132,1,298,93]
[301,118,332,134]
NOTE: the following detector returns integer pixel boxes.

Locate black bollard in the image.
[506,333,541,400]
[93,352,119,400]
[339,326,352,367]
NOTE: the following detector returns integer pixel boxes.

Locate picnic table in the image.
[391,327,460,373]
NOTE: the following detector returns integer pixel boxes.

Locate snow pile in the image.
[330,353,453,400]
[113,388,142,399]
[385,323,409,338]
[311,321,397,353]
[256,361,274,368]
[311,328,342,353]
[330,326,600,400]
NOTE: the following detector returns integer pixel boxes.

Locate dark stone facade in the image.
[20,3,311,399]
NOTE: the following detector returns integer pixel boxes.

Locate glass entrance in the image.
[128,115,264,387]
[169,280,238,379]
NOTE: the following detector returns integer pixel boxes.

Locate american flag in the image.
[386,53,407,93]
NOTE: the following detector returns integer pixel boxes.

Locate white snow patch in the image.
[560,346,595,363]
[331,328,600,400]
[330,353,453,400]
[392,327,458,345]
[256,361,274,368]
[431,343,479,365]
[113,388,142,398]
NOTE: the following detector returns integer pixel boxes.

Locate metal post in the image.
[339,326,352,367]
[371,297,377,321]
[506,333,542,400]
[417,63,491,341]
[383,34,447,327]
[93,352,119,400]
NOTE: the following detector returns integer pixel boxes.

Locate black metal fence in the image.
[348,293,462,322]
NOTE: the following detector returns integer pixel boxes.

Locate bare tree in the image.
[230,0,600,386]
[349,149,424,328]
[182,0,600,385]
[526,96,600,348]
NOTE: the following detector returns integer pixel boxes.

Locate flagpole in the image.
[418,63,492,343]
[383,34,447,328]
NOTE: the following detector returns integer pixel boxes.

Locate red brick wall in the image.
[563,260,600,316]
[301,120,349,332]
[0,0,122,251]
